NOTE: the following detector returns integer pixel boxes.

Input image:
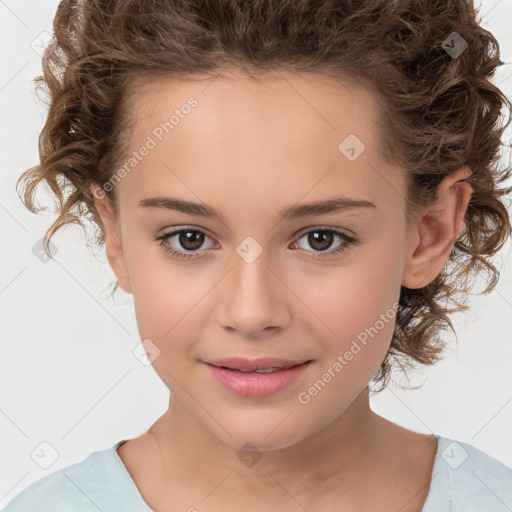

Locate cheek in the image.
[129,254,215,361]
[132,274,193,339]
[292,254,401,419]
[127,245,184,336]
[294,242,402,362]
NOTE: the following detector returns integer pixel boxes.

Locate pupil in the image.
[309,231,333,251]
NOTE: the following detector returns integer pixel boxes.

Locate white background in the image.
[1,0,511,507]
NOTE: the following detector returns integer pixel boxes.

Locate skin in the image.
[92,68,472,512]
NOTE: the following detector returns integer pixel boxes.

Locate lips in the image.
[205,357,311,373]
[204,358,313,397]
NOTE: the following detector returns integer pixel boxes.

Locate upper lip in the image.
[204,357,311,371]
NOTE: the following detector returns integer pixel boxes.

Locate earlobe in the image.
[90,185,132,294]
[401,167,473,289]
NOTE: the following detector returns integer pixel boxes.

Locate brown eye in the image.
[177,230,205,251]
[291,227,357,260]
[155,227,216,260]
[306,231,336,251]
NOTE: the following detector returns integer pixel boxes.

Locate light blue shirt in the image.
[2,435,512,511]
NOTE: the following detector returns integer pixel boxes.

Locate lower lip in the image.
[205,361,312,398]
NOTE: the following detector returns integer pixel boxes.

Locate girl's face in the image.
[96,70,415,450]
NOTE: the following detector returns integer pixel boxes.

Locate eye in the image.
[155,226,358,261]
[155,227,216,261]
[291,227,357,260]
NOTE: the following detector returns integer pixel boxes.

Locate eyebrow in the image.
[138,196,376,222]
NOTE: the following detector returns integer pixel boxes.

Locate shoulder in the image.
[1,441,149,512]
[422,435,512,511]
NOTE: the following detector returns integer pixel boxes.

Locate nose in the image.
[215,247,292,339]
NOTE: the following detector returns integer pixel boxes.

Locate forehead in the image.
[115,68,404,220]
[128,68,385,148]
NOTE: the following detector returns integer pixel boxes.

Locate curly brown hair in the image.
[17,0,512,391]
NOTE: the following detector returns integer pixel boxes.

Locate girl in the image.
[4,0,512,510]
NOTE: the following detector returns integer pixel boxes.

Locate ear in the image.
[90,185,132,294]
[402,167,473,289]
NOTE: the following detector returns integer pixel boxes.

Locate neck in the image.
[149,388,395,501]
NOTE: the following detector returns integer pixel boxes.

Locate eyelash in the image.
[155,226,358,261]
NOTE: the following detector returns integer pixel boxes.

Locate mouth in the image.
[203,357,313,397]
[208,363,307,375]
[205,357,312,373]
